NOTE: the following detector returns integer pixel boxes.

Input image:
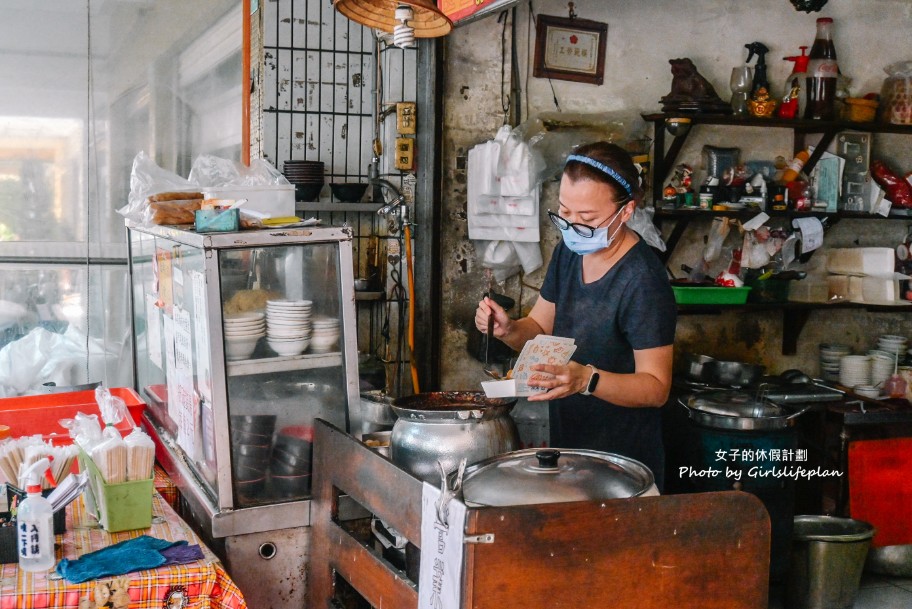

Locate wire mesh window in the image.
[262,0,419,396]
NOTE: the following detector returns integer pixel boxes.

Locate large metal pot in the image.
[681,391,811,431]
[459,448,658,507]
[390,391,519,483]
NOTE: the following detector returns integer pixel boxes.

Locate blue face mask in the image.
[558,206,626,255]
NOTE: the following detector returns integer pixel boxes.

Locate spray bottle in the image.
[778,47,809,119]
[16,458,56,572]
[745,42,771,99]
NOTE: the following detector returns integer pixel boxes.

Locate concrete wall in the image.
[439,0,912,389]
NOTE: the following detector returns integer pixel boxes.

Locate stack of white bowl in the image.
[869,352,897,388]
[876,334,908,359]
[309,316,341,353]
[224,312,266,361]
[819,343,851,382]
[266,299,313,356]
[839,355,872,388]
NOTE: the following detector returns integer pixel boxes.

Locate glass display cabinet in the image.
[127,221,361,540]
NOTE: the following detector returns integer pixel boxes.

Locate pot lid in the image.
[688,391,789,419]
[460,448,655,507]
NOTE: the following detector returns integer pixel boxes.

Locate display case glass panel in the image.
[129,226,355,511]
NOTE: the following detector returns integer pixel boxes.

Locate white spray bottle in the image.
[16,458,56,572]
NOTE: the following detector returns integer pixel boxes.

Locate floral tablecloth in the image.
[0,492,246,609]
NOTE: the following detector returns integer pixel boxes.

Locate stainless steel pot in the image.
[390,391,519,483]
[682,353,715,382]
[459,448,659,507]
[681,391,812,431]
[702,359,765,388]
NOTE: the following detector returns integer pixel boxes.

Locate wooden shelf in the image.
[296,202,383,213]
[676,301,912,355]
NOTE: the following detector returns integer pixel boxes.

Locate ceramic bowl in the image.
[225,335,261,360]
[267,338,309,356]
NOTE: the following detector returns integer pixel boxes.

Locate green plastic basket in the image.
[672,286,752,305]
[79,449,153,533]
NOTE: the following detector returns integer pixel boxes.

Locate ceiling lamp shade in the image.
[333,0,453,38]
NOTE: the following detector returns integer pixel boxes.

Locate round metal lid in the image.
[688,391,789,419]
[460,448,655,507]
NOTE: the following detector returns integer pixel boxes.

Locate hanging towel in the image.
[56,535,189,583]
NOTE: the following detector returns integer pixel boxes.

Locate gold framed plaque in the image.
[533,14,607,85]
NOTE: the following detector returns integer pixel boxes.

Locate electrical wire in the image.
[528,4,561,112]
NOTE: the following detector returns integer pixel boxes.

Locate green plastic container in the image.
[79,450,153,532]
[672,285,752,305]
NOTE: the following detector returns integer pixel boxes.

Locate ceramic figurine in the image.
[748,87,778,118]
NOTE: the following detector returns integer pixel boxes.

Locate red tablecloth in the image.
[0,492,246,609]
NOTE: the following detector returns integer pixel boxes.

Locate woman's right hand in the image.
[474,296,511,339]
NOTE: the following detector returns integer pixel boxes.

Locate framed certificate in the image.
[533,14,607,85]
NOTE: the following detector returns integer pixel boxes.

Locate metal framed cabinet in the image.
[127,222,362,608]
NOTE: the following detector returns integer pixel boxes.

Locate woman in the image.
[475,141,677,489]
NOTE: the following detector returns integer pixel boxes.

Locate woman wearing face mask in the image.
[474,141,676,489]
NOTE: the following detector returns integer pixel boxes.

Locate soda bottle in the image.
[804,18,839,120]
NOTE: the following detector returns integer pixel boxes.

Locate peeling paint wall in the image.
[439,0,912,389]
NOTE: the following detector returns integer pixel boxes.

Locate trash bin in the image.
[786,515,876,609]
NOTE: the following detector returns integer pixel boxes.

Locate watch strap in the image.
[581,364,600,395]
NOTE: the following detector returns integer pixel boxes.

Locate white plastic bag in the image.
[117,151,199,224]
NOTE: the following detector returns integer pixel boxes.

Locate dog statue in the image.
[660,58,731,113]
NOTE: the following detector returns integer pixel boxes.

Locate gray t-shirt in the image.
[540,238,676,489]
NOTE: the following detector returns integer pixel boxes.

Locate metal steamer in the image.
[677,388,808,583]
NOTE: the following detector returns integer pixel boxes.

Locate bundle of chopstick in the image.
[0,436,79,490]
[88,427,155,484]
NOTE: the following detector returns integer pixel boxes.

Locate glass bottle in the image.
[804,18,839,120]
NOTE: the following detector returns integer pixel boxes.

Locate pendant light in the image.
[333,0,452,48]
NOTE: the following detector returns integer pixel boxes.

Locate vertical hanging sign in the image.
[190,271,212,403]
[419,482,466,609]
[173,306,199,459]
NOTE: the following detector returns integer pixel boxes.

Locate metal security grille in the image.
[262,0,418,396]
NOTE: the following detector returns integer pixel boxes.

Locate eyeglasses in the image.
[547,210,607,238]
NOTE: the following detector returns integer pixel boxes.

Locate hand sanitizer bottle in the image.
[16,458,56,572]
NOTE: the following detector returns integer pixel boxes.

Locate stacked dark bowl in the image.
[283,160,324,202]
[270,425,313,497]
[231,414,276,497]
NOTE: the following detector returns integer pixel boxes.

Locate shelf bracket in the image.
[659,216,691,265]
[782,308,812,355]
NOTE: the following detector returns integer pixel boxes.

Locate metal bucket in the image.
[786,515,875,609]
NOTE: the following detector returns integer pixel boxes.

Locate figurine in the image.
[676,164,694,192]
[748,87,778,118]
[660,58,733,114]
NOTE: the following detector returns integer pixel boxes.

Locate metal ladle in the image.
[482,270,503,380]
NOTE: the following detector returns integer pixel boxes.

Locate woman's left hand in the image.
[525,361,591,401]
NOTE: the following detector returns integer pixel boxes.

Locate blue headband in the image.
[565,154,633,197]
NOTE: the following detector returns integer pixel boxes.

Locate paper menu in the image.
[508,335,577,396]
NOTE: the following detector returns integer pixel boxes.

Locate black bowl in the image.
[231,414,276,435]
[330,183,368,203]
[274,436,312,460]
[271,445,311,468]
[271,473,311,497]
[295,183,323,202]
[270,457,311,476]
[234,443,272,461]
[231,429,273,445]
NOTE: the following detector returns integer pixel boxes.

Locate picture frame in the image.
[533,14,607,85]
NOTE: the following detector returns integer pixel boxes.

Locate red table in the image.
[0,492,246,609]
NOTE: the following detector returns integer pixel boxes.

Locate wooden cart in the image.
[309,420,771,609]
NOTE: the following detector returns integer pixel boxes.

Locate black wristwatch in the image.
[580,364,600,396]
